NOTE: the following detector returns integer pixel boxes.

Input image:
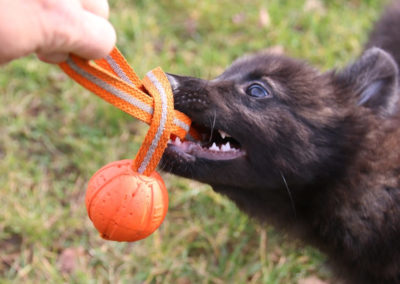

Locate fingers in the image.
[69,10,116,60]
[37,0,116,63]
[80,0,110,19]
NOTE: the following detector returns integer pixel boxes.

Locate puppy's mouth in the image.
[167,123,246,161]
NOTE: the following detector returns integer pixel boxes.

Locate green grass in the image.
[0,0,388,283]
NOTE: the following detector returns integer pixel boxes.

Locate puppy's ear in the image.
[337,47,399,116]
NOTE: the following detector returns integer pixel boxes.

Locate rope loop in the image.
[59,47,197,176]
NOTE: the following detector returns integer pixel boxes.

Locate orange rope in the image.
[59,47,198,176]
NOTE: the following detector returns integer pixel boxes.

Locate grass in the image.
[0,0,388,283]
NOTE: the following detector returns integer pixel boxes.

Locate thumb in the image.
[72,10,117,59]
[38,10,116,63]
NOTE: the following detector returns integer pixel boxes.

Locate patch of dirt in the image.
[0,233,23,274]
[57,247,86,275]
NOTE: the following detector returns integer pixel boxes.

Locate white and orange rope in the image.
[59,47,197,176]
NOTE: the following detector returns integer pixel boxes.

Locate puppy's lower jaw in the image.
[166,138,245,161]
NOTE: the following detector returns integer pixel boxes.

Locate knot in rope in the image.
[59,48,196,176]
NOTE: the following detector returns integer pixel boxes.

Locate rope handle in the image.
[59,47,198,176]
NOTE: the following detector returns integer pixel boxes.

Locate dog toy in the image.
[59,48,197,242]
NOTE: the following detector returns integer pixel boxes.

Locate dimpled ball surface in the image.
[85,159,168,242]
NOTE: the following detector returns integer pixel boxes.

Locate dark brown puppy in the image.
[161,2,400,283]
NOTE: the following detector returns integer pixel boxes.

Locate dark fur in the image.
[161,2,400,283]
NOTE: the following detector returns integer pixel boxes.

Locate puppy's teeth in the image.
[226,141,231,150]
[174,137,182,146]
[168,139,172,144]
[209,142,220,151]
[221,142,232,152]
[218,130,231,139]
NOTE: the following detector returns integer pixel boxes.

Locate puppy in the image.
[162,1,400,283]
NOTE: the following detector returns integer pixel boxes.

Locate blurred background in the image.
[0,0,388,283]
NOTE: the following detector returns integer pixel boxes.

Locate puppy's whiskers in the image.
[280,172,296,218]
[208,109,217,143]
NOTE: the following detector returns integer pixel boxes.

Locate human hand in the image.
[0,0,116,64]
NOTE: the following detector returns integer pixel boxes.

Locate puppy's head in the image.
[161,48,399,200]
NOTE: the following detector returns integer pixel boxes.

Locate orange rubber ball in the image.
[85,159,168,242]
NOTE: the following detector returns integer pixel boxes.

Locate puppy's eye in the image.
[246,84,270,98]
